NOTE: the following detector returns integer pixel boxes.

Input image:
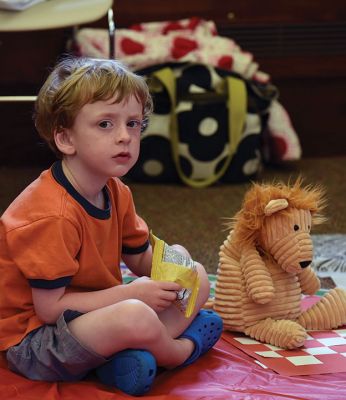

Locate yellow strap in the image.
[152,67,247,188]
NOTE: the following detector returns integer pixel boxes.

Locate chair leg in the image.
[108,8,115,58]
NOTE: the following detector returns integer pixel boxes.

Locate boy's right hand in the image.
[127,276,181,313]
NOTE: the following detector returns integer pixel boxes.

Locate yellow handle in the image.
[152,66,247,188]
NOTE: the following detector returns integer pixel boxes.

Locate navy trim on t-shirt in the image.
[122,240,150,255]
[52,161,111,220]
[29,276,73,289]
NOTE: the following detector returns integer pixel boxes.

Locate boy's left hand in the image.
[127,276,181,312]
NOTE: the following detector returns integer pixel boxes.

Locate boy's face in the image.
[64,95,143,180]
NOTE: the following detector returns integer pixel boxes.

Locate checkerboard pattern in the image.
[223,329,346,376]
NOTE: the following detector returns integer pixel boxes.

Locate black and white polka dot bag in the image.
[127,63,278,188]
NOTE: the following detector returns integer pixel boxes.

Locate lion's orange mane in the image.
[228,178,326,247]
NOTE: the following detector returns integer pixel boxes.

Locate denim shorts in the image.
[6,310,108,381]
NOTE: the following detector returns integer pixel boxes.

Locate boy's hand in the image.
[128,276,181,312]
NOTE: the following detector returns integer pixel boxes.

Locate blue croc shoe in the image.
[96,349,156,396]
[179,309,223,367]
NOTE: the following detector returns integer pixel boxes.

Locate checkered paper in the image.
[222,329,346,376]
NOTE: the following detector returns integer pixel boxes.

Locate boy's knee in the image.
[170,244,191,258]
[170,245,210,302]
[118,300,162,344]
[195,262,211,304]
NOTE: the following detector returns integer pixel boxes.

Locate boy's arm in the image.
[122,245,153,277]
[32,265,180,325]
[32,284,139,324]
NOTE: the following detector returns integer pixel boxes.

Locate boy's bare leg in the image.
[157,262,211,338]
[68,299,193,367]
[157,245,211,338]
[67,263,210,368]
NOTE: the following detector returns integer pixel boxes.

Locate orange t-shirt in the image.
[0,161,149,350]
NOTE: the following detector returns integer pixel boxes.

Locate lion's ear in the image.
[264,199,288,216]
[241,244,275,304]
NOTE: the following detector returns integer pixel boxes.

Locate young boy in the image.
[0,57,222,396]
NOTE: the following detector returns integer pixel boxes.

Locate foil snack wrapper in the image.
[150,233,200,318]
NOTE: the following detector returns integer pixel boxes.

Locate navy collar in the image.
[52,161,111,220]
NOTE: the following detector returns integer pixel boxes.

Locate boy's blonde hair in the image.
[34,57,153,157]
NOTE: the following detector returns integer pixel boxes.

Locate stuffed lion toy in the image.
[212,179,346,349]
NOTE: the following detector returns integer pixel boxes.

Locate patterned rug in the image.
[312,234,346,272]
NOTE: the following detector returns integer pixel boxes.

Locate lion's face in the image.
[259,208,313,274]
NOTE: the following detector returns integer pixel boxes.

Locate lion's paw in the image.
[285,325,307,349]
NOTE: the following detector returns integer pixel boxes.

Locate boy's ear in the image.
[54,129,76,155]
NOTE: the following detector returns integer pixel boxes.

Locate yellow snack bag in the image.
[150,233,200,318]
